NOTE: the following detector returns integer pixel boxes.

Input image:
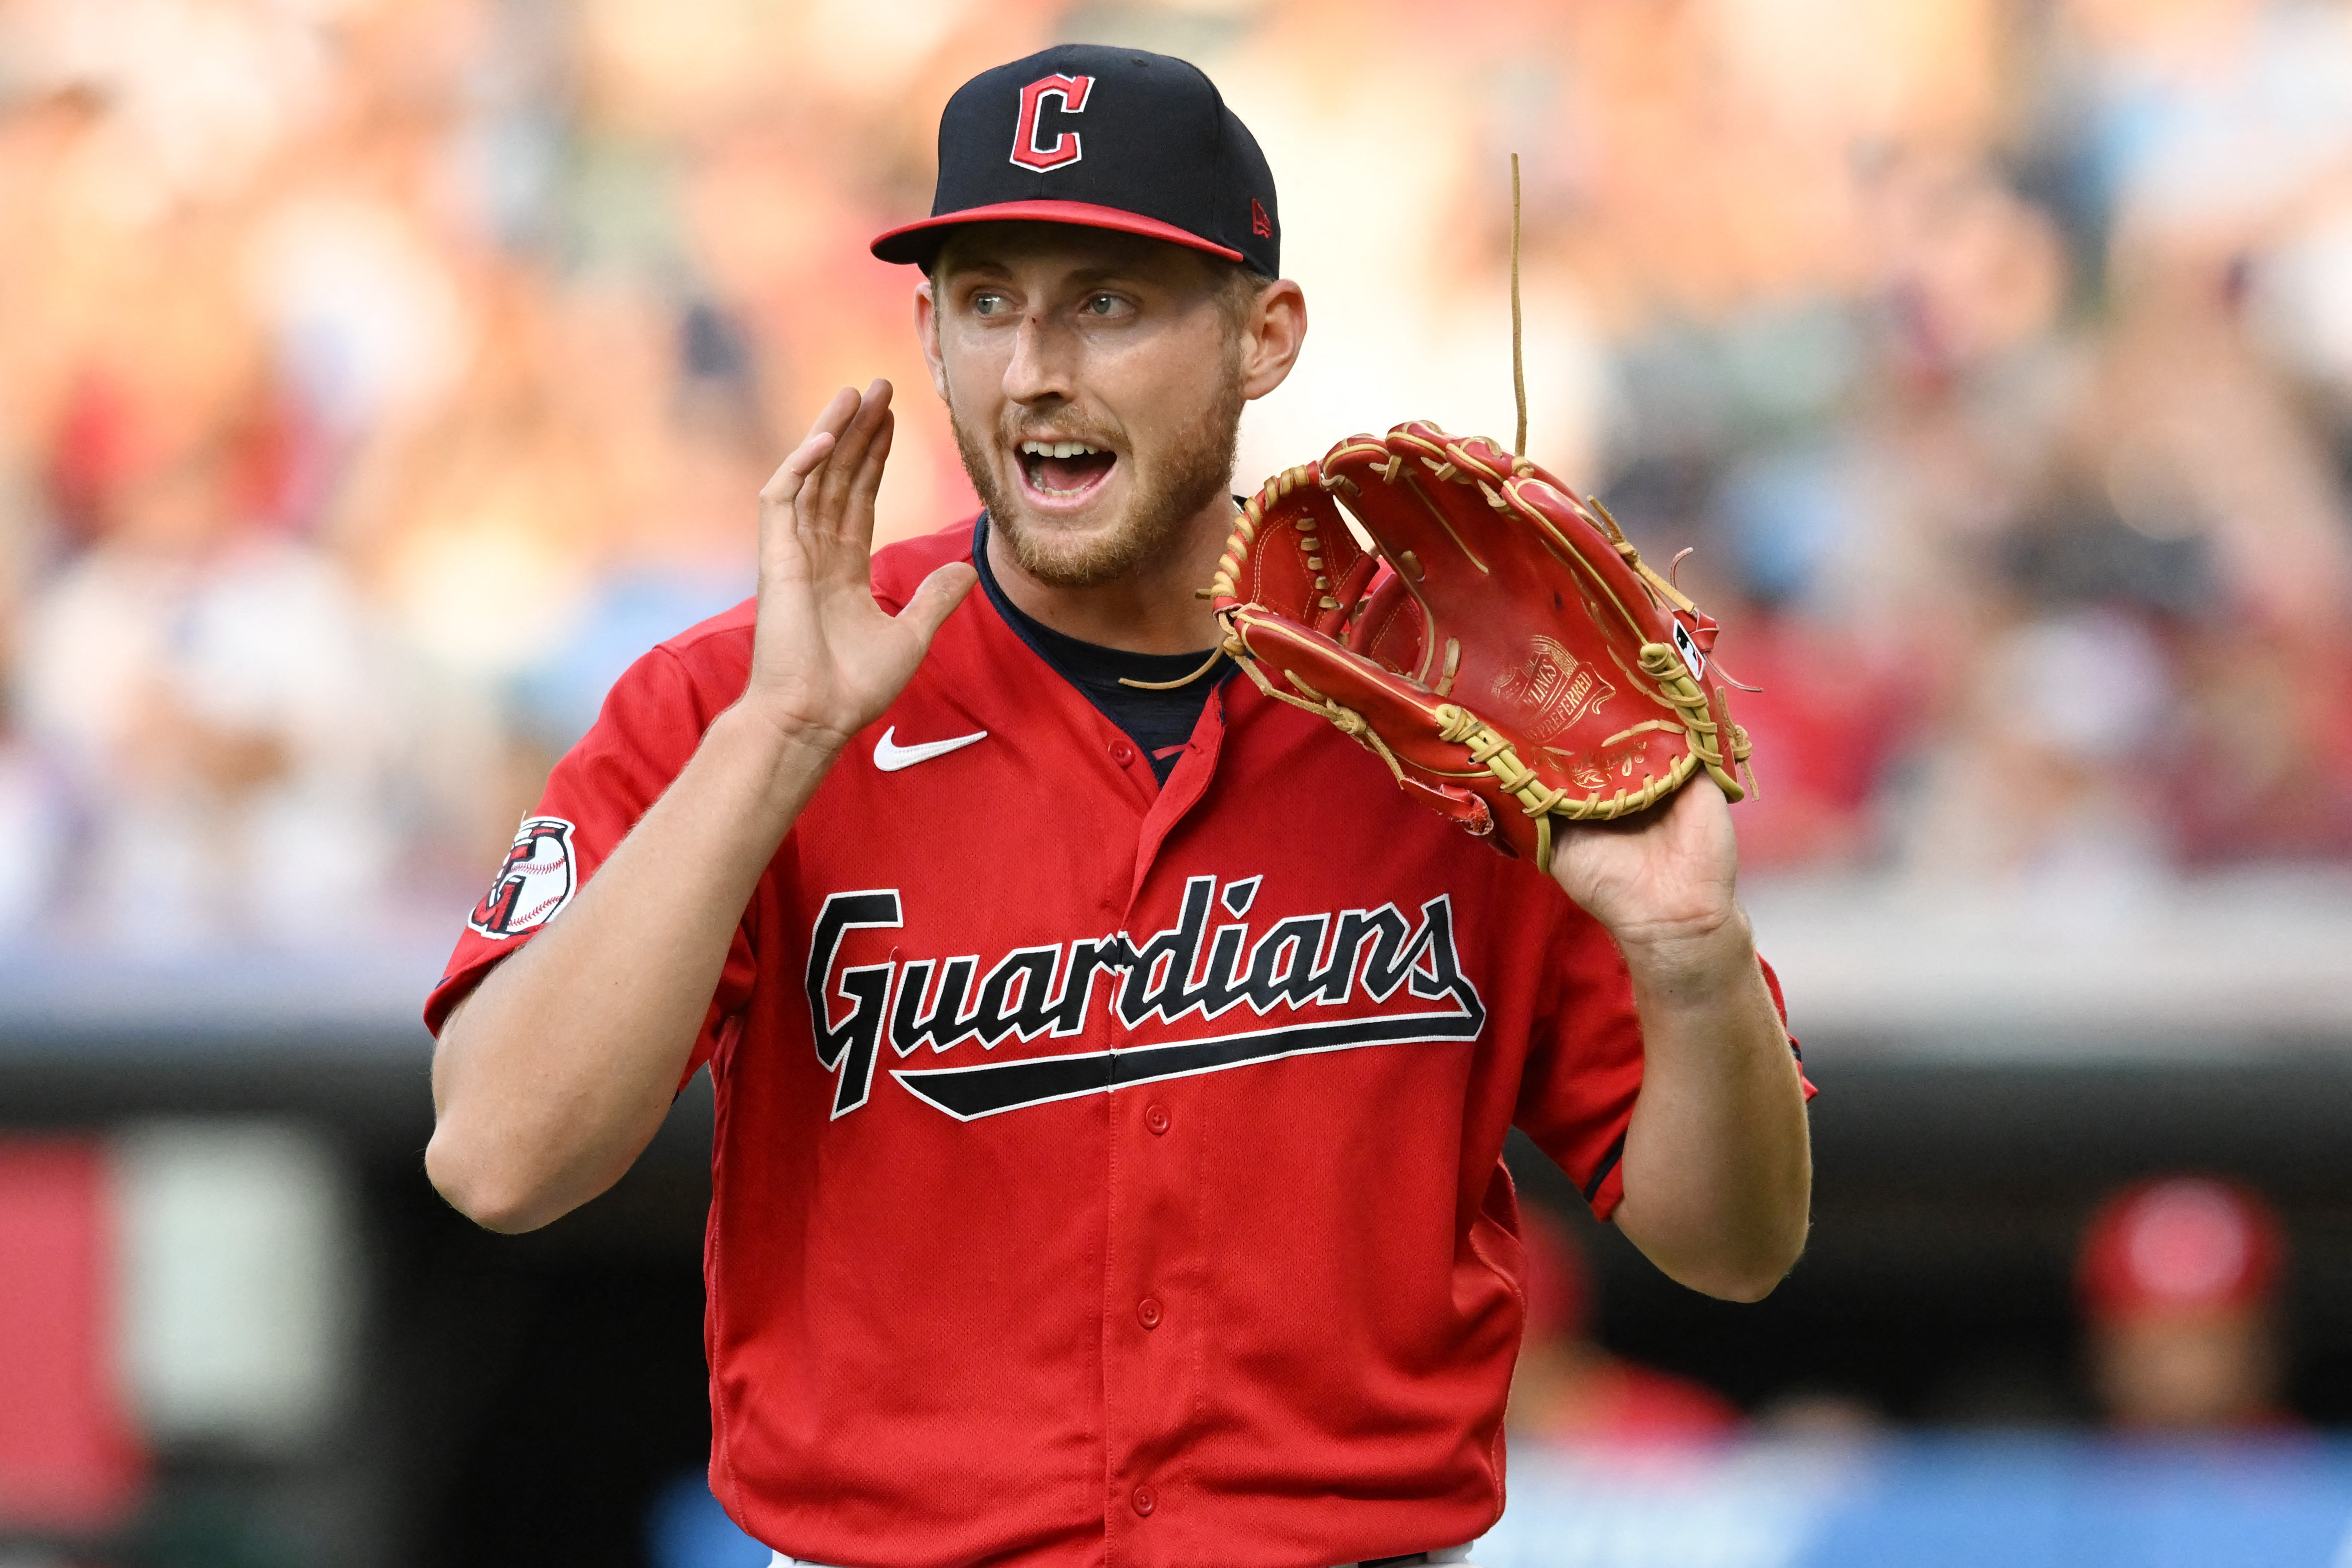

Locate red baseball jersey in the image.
[428,519,1805,1568]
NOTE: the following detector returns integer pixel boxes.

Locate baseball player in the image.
[425,44,1813,1568]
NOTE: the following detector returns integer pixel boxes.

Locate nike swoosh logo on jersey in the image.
[873,726,988,772]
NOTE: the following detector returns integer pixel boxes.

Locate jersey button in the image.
[1144,1104,1171,1135]
[1137,1297,1163,1330]
[1131,1484,1157,1517]
[1109,739,1136,765]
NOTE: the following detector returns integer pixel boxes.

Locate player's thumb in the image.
[895,562,979,646]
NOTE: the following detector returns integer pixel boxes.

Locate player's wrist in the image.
[1610,904,1756,997]
[705,702,855,810]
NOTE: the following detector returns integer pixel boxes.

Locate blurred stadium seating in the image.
[3,0,2352,1564]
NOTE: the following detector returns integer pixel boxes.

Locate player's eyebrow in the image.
[948,262,1147,289]
[936,247,1187,297]
[938,264,1011,291]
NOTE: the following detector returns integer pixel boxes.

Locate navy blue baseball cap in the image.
[870,44,1280,278]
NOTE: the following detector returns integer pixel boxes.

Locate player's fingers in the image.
[844,410,895,535]
[1681,768,1741,844]
[810,380,893,529]
[760,388,860,508]
[758,430,838,511]
[894,561,979,646]
[756,433,838,592]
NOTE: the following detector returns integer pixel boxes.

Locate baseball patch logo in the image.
[469,816,578,939]
[1011,73,1093,171]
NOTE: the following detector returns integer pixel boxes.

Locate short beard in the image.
[950,357,1245,590]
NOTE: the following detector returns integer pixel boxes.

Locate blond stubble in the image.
[945,352,1246,590]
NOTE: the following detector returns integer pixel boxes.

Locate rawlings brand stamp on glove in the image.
[1210,421,1753,876]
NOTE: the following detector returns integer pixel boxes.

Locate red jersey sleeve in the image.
[1516,912,1810,1222]
[422,639,758,1085]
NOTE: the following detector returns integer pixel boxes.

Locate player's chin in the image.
[995,492,1150,588]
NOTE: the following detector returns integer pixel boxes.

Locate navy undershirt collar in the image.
[971,512,1234,784]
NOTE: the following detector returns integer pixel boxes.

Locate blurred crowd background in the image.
[2,0,2352,950]
[7,0,2352,1565]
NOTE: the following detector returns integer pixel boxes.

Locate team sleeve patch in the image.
[468,816,580,938]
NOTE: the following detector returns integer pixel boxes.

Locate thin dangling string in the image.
[1511,151,1527,459]
[1116,647,1225,690]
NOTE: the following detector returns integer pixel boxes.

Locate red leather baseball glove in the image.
[1209,421,1751,876]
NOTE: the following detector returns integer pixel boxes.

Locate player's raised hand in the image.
[740,381,977,752]
[1547,778,1743,956]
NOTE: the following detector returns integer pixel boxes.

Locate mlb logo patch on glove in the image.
[1210,422,1753,877]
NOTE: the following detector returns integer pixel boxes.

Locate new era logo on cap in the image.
[872,44,1280,278]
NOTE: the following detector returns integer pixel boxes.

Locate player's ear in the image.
[1238,278,1306,402]
[914,277,950,403]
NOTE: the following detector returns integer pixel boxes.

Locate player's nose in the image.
[1001,312,1077,405]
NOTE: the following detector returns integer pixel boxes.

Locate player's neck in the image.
[984,496,1231,655]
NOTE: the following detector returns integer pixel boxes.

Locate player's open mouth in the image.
[1019,439,1117,504]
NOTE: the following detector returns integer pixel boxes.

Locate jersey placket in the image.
[970,589,1228,1561]
[1100,689,1230,1564]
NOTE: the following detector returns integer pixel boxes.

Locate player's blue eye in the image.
[972,292,1007,315]
[1084,294,1120,315]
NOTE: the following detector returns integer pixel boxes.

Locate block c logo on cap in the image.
[1011,73,1094,172]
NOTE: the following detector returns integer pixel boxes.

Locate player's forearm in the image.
[427,704,843,1232]
[1609,908,1811,1302]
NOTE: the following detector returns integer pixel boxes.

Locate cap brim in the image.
[870,200,1245,267]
